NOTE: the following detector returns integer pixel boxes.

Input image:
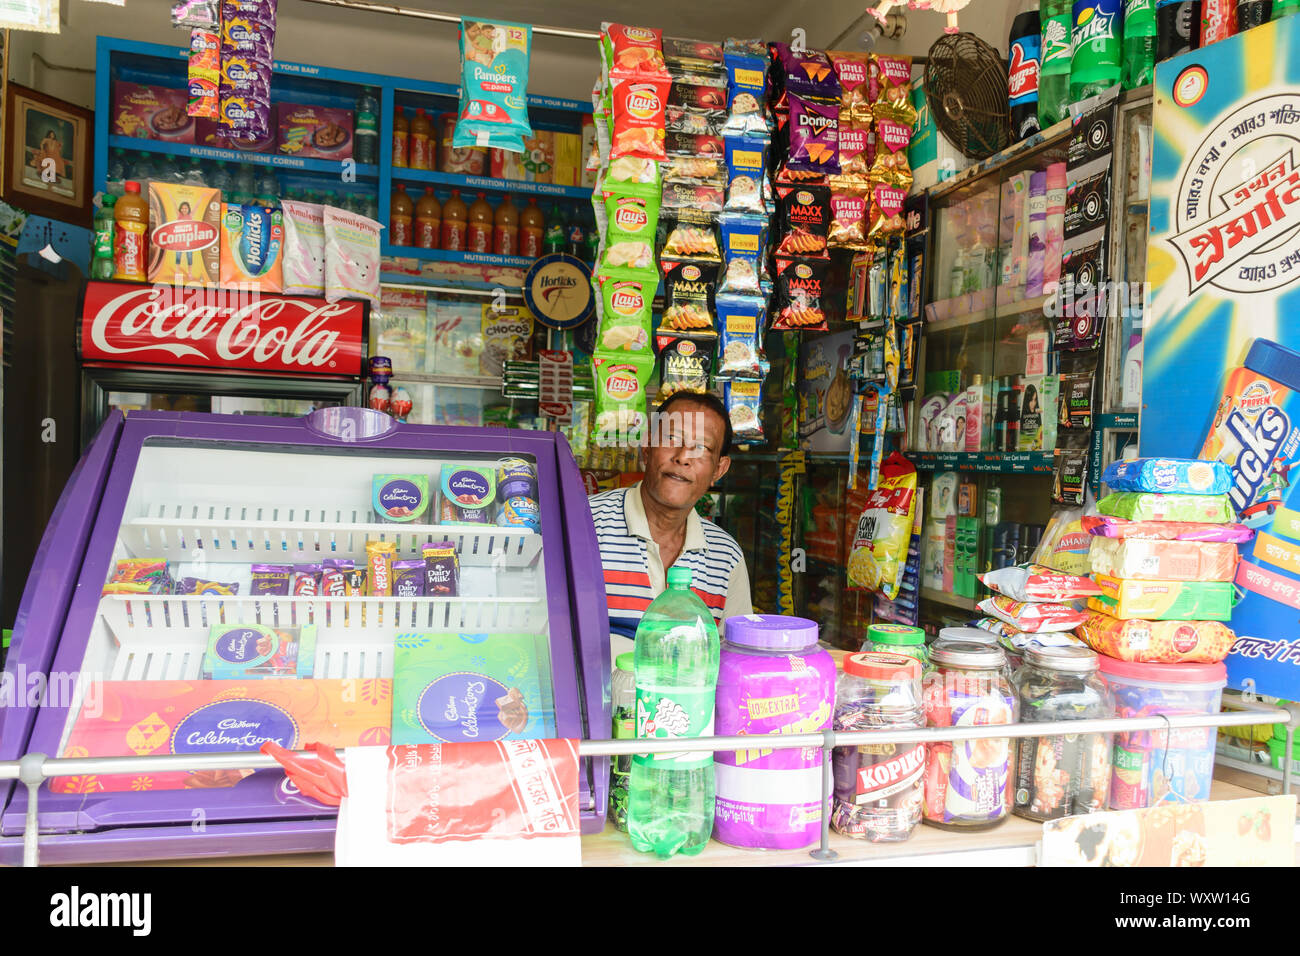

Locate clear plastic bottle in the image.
[256,168,279,201]
[354,86,379,165]
[130,152,155,185]
[208,161,234,199]
[232,165,257,205]
[609,652,636,833]
[183,156,206,186]
[106,149,129,197]
[628,566,720,859]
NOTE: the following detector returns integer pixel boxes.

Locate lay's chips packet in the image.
[454,19,533,153]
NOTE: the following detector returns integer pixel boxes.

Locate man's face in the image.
[641,401,732,513]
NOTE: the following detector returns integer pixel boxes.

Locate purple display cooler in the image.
[0,408,611,863]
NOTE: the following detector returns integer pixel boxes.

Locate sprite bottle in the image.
[1070,0,1124,102]
[1039,0,1074,128]
[627,566,720,859]
[1123,0,1158,88]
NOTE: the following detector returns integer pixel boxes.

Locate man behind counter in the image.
[589,390,753,658]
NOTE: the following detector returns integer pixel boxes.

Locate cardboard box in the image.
[276,103,354,160]
[551,132,583,187]
[147,182,222,287]
[113,82,195,143]
[521,129,554,183]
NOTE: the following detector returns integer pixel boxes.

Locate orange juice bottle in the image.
[493,196,518,256]
[467,191,493,254]
[415,186,441,249]
[410,108,433,170]
[392,107,409,168]
[390,184,414,246]
[113,180,150,281]
[441,188,468,251]
[519,197,545,258]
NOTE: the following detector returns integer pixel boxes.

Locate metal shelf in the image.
[380,246,536,268]
[919,586,979,611]
[907,450,1055,474]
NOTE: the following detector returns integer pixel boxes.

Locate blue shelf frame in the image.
[106,135,379,178]
[390,167,590,200]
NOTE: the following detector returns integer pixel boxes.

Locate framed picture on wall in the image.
[3,83,93,226]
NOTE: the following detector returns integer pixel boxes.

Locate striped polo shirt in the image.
[590,482,751,645]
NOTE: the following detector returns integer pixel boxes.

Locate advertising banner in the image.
[1143,17,1300,699]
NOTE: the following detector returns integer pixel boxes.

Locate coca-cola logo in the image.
[80,282,365,376]
[152,220,218,252]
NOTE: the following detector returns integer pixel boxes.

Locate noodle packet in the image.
[846,452,917,598]
[593,349,655,445]
[655,333,714,401]
[828,50,873,126]
[280,200,326,295]
[724,134,767,213]
[725,378,766,444]
[722,48,768,136]
[772,255,830,331]
[770,43,840,100]
[602,23,669,79]
[661,210,722,261]
[660,258,719,336]
[718,213,767,295]
[785,93,840,176]
[871,117,913,188]
[595,266,654,353]
[323,206,382,307]
[978,595,1089,633]
[775,183,830,257]
[715,293,768,379]
[610,75,670,161]
[867,182,907,240]
[828,177,870,250]
[600,178,659,271]
[454,19,533,152]
[979,563,1102,602]
[870,54,916,125]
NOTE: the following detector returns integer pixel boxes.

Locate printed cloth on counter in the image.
[1088,536,1239,582]
[335,740,581,866]
[1076,612,1236,664]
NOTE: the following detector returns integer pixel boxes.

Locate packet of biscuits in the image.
[772,255,830,331]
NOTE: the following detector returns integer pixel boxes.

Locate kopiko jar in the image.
[609,652,636,832]
[831,652,926,842]
[922,641,1018,830]
[714,615,835,850]
[1011,645,1115,822]
[864,623,930,672]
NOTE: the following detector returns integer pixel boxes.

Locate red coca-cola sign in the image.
[79,281,367,377]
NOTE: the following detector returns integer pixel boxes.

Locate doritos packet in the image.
[725,378,765,444]
[786,93,839,175]
[724,134,767,213]
[773,256,830,331]
[776,183,830,257]
[716,293,768,379]
[771,43,840,100]
[610,75,669,161]
[870,54,916,126]
[723,49,768,136]
[718,213,766,295]
[596,266,655,352]
[602,23,669,79]
[655,333,714,401]
[660,258,719,335]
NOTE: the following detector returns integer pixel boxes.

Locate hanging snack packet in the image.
[663,36,725,77]
[718,213,767,295]
[867,182,907,240]
[665,154,725,183]
[596,266,654,352]
[188,28,220,119]
[724,135,767,213]
[871,117,913,189]
[661,178,724,214]
[829,50,873,125]
[605,155,661,185]
[715,293,768,379]
[770,43,840,100]
[600,179,659,271]
[661,211,722,260]
[669,77,728,113]
[870,54,916,126]
[837,124,874,178]
[323,206,382,307]
[775,183,830,257]
[655,333,714,401]
[593,349,655,444]
[173,0,219,28]
[785,93,840,176]
[660,258,719,335]
[723,47,768,136]
[454,20,533,152]
[725,378,766,444]
[280,200,326,295]
[827,177,871,250]
[773,256,830,331]
[846,453,917,598]
[610,76,670,161]
[602,23,669,79]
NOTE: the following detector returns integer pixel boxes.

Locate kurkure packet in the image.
[454,19,534,152]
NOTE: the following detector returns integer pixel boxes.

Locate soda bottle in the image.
[1009,0,1043,142]
[493,196,518,256]
[583,209,600,265]
[627,566,720,859]
[1272,0,1299,19]
[1157,0,1202,60]
[1201,0,1237,44]
[1039,0,1072,128]
[565,213,586,258]
[106,148,128,197]
[542,201,566,255]
[390,184,414,246]
[1070,0,1124,101]
[441,188,468,251]
[410,107,433,171]
[91,196,116,280]
[1236,0,1270,27]
[113,181,150,282]
[415,186,441,249]
[467,191,494,253]
[354,86,379,165]
[1123,0,1158,87]
[392,107,409,168]
[520,197,545,258]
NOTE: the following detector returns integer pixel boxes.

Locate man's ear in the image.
[712,454,732,485]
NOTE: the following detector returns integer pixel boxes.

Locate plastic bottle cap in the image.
[724,614,819,651]
[665,566,692,588]
[615,652,634,672]
[124,181,141,193]
[867,623,924,645]
[1245,339,1300,394]
[937,626,997,645]
[843,651,921,682]
[102,195,116,206]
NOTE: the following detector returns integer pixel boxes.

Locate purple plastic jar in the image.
[714,615,836,850]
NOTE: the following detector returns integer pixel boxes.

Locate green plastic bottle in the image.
[1039,0,1073,128]
[542,201,566,255]
[91,196,116,280]
[1069,0,1124,102]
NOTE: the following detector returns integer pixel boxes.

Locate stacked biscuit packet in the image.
[972,563,1096,669]
[1074,458,1250,665]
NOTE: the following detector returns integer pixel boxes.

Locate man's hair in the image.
[655,390,733,458]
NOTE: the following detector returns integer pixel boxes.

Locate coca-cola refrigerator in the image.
[77,282,369,447]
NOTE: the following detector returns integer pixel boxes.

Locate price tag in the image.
[538,349,574,425]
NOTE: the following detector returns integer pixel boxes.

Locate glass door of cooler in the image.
[4,410,598,857]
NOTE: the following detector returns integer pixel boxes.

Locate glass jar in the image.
[862,623,930,672]
[831,652,926,842]
[609,652,635,832]
[922,641,1018,830]
[714,615,836,849]
[1012,645,1114,821]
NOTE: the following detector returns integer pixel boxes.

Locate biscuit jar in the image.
[922,642,1018,830]
[863,622,930,672]
[1011,645,1114,822]
[714,615,835,849]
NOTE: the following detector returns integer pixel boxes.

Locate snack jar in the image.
[863,622,930,672]
[831,651,926,842]
[1099,656,1226,809]
[609,652,635,832]
[714,615,835,850]
[1012,645,1114,821]
[922,642,1018,830]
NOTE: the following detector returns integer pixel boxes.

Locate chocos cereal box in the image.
[148,182,222,286]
